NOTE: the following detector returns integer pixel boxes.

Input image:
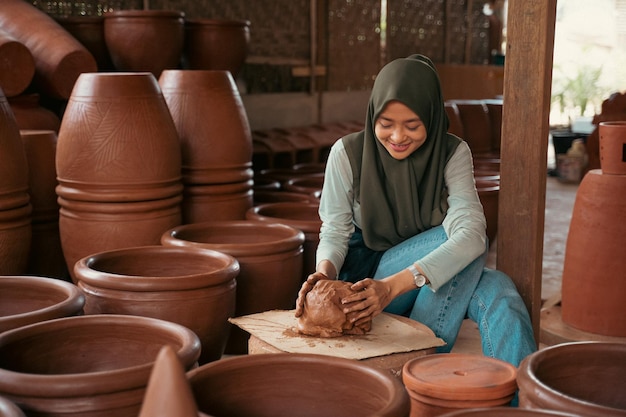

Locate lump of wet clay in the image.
[296,280,372,338]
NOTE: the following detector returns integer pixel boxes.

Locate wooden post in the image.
[497,1,557,343]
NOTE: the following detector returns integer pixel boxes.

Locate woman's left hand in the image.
[341,278,394,326]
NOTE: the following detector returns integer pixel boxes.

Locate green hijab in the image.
[343,54,461,251]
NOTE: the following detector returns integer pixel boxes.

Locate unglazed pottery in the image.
[0,395,25,417]
[475,178,499,244]
[162,220,305,354]
[56,16,113,71]
[188,353,410,417]
[440,408,580,417]
[517,342,626,416]
[402,353,518,417]
[0,275,84,333]
[599,121,626,175]
[0,314,201,417]
[0,29,34,98]
[74,245,238,364]
[282,173,325,196]
[8,94,61,132]
[0,0,97,99]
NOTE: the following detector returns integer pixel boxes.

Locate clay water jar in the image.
[0,29,34,98]
[56,72,183,280]
[74,245,238,365]
[104,10,185,77]
[598,121,626,175]
[440,408,580,417]
[517,342,626,416]
[188,353,410,417]
[402,353,518,417]
[0,396,25,417]
[161,220,305,355]
[475,178,499,244]
[0,276,84,333]
[246,202,321,280]
[0,314,201,417]
[183,19,251,76]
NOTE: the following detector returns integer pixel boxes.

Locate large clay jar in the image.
[20,130,67,279]
[402,353,518,417]
[517,342,626,416]
[0,0,97,99]
[0,395,25,417]
[475,178,499,244]
[74,245,238,365]
[158,70,253,223]
[56,72,183,281]
[104,10,185,77]
[0,89,31,275]
[0,314,201,417]
[183,19,251,77]
[8,94,61,132]
[440,408,580,417]
[56,16,113,71]
[0,275,84,333]
[161,220,305,355]
[0,29,34,98]
[246,202,321,281]
[188,353,410,417]
[560,122,626,337]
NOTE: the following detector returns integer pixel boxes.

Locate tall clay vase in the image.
[74,245,239,365]
[183,19,251,77]
[0,314,201,417]
[187,353,411,417]
[0,89,31,275]
[560,122,626,337]
[0,275,84,333]
[104,10,185,77]
[161,220,305,355]
[517,341,626,416]
[159,70,253,223]
[55,72,183,282]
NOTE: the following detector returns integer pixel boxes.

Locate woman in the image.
[295,54,536,368]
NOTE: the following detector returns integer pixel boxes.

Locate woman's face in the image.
[374,100,427,160]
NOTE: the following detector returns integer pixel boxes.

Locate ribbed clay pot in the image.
[188,353,410,417]
[0,314,201,417]
[159,69,253,223]
[56,16,113,71]
[56,72,183,281]
[517,342,626,416]
[75,245,238,365]
[253,190,313,205]
[440,407,580,417]
[8,94,61,132]
[104,10,185,77]
[0,89,31,275]
[246,202,321,281]
[0,29,34,98]
[183,19,250,76]
[599,121,626,175]
[282,173,325,196]
[0,275,84,333]
[475,178,499,244]
[0,395,25,417]
[402,353,518,417]
[161,220,305,355]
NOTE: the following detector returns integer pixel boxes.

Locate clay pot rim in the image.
[66,71,163,98]
[0,276,85,332]
[104,10,185,19]
[599,121,626,127]
[0,314,200,396]
[184,18,251,27]
[440,407,582,417]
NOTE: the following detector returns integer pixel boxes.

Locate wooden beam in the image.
[497,1,557,343]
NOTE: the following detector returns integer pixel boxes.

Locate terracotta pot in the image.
[0,395,25,417]
[246,202,321,281]
[188,353,410,417]
[450,100,494,154]
[253,177,281,191]
[282,173,325,196]
[0,89,31,275]
[0,29,34,98]
[560,169,626,337]
[0,275,84,333]
[440,407,580,417]
[162,220,305,355]
[56,72,183,279]
[517,342,626,416]
[402,353,518,417]
[0,314,201,417]
[253,190,313,204]
[0,0,97,99]
[183,19,250,76]
[8,94,61,132]
[599,121,626,175]
[182,180,253,223]
[56,16,113,71]
[104,10,185,77]
[475,178,499,244]
[75,245,238,364]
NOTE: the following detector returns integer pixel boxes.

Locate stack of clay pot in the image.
[159,70,254,223]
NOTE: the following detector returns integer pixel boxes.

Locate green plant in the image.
[551,64,604,117]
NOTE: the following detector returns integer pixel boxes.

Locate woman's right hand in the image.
[294,271,331,317]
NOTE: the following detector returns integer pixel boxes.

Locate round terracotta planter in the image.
[440,408,580,417]
[8,94,61,132]
[104,10,185,77]
[517,342,626,416]
[183,19,250,76]
[56,72,183,279]
[599,121,626,175]
[162,220,305,354]
[56,16,113,71]
[0,275,84,333]
[0,314,201,417]
[282,173,325,196]
[0,29,34,98]
[0,395,25,417]
[475,178,499,244]
[188,353,410,417]
[402,353,518,417]
[74,245,238,365]
[246,202,321,281]
[253,190,313,204]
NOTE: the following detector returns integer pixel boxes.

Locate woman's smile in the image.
[374,100,428,160]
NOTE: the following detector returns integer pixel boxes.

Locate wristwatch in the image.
[408,264,427,288]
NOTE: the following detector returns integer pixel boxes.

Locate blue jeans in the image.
[364,225,536,368]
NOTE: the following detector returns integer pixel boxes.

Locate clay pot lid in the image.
[402,353,517,401]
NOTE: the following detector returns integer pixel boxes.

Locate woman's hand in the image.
[340,278,394,326]
[294,271,331,317]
